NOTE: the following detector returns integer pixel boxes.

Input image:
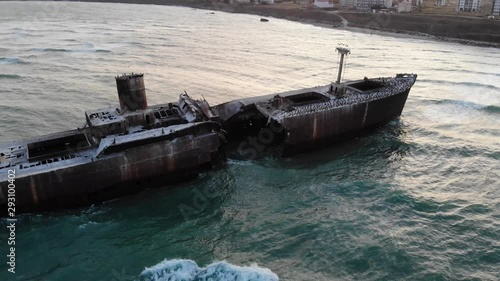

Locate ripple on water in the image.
[30,47,111,53]
[0,57,29,65]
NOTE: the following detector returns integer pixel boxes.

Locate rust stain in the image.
[167,157,176,172]
[313,118,318,140]
[30,177,39,205]
[362,103,369,128]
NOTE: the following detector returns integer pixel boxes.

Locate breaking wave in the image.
[139,259,279,281]
[0,57,29,65]
[30,48,111,53]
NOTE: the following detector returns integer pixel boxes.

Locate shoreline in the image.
[229,6,500,48]
[222,3,500,48]
[2,0,499,48]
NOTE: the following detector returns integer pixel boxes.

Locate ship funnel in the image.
[115,73,148,112]
[335,46,350,84]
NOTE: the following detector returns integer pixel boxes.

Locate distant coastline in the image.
[2,0,500,48]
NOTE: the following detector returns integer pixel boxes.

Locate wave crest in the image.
[0,74,21,79]
[140,259,279,281]
[427,99,500,114]
[0,57,28,65]
[419,79,500,91]
[30,48,111,53]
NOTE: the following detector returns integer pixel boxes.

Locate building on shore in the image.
[314,0,335,8]
[435,0,447,6]
[457,0,482,12]
[341,0,393,10]
[340,0,354,7]
[411,0,423,7]
[493,0,500,15]
[397,0,413,12]
[395,0,421,12]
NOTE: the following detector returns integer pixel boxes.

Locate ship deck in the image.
[0,122,212,181]
[215,74,417,124]
[258,75,417,123]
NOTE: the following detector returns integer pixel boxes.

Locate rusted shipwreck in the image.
[0,47,417,215]
[0,74,224,214]
[215,47,417,155]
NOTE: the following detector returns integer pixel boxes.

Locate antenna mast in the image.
[335,45,351,84]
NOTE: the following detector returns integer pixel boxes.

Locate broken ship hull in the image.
[0,71,417,215]
[0,122,222,215]
[215,74,416,156]
[281,87,410,154]
[0,73,227,215]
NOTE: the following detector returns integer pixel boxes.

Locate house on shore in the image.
[314,0,335,8]
[411,0,423,7]
[341,0,393,10]
[435,0,447,6]
[395,0,425,13]
[457,0,482,12]
[493,0,500,15]
[397,0,413,12]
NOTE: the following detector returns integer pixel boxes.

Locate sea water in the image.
[0,1,499,280]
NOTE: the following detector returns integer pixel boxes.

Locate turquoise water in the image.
[0,1,499,280]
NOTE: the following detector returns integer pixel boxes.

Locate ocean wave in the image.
[227,159,255,166]
[484,105,500,114]
[14,28,78,34]
[427,99,500,114]
[462,60,499,67]
[30,48,111,53]
[80,42,95,49]
[0,74,21,79]
[140,259,279,281]
[0,57,29,65]
[425,67,500,77]
[425,49,455,54]
[432,99,483,109]
[418,79,500,91]
[11,32,44,38]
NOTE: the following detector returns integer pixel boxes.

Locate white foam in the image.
[140,259,279,281]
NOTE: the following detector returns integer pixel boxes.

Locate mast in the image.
[335,46,351,84]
